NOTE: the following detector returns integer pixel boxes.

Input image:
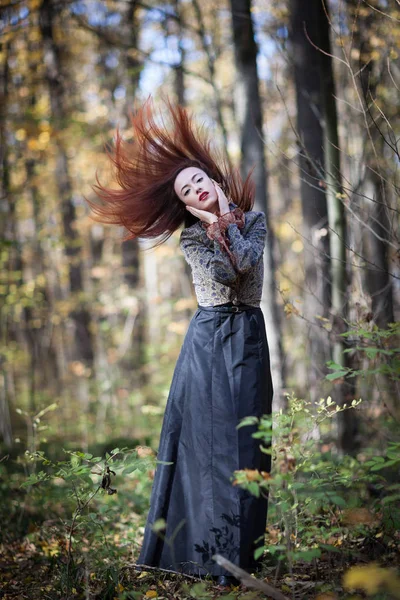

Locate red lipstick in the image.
[199,192,209,201]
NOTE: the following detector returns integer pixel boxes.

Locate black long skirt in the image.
[136,302,273,578]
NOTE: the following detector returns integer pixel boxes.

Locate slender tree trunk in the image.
[173,0,186,106]
[23,30,63,400]
[39,0,94,366]
[192,0,231,162]
[229,0,285,409]
[39,0,94,450]
[318,1,359,453]
[0,40,13,447]
[347,0,398,415]
[289,0,332,415]
[344,0,395,329]
[362,171,394,327]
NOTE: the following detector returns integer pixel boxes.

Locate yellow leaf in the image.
[145,591,158,598]
[343,563,400,595]
[243,468,261,481]
[283,302,300,318]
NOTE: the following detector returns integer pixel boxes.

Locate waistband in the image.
[197,302,259,313]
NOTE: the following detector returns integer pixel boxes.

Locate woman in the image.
[87,96,274,587]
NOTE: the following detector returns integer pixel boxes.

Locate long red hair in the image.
[85,96,255,247]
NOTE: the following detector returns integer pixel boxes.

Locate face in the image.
[173,167,218,212]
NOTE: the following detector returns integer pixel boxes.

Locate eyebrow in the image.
[181,173,200,193]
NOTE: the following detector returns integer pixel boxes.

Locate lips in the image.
[199,192,209,201]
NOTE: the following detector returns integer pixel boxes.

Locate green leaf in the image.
[254,546,265,560]
[248,482,260,497]
[20,471,49,488]
[330,495,346,507]
[151,518,166,533]
[382,493,400,505]
[292,548,321,561]
[237,416,258,429]
[122,465,140,476]
[381,459,400,467]
[326,371,348,381]
[70,455,79,468]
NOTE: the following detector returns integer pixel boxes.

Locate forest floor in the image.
[1,515,399,600]
[2,436,400,599]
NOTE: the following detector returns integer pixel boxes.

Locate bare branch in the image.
[361,0,400,22]
[387,56,400,93]
[212,553,290,600]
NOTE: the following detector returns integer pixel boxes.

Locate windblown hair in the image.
[85,95,255,247]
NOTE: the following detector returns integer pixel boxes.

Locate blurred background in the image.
[1,1,400,597]
[0,0,399,480]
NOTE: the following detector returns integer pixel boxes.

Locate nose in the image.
[196,186,203,195]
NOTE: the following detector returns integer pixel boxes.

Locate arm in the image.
[179,233,238,285]
[225,211,267,273]
[204,209,267,274]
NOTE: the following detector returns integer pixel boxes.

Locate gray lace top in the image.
[179,201,267,307]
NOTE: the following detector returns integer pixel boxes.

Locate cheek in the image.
[174,188,185,203]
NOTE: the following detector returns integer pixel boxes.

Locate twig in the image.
[212,554,290,599]
[123,562,202,581]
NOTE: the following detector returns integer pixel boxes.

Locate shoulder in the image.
[244,209,266,224]
[179,221,203,244]
[238,208,267,233]
[230,202,265,224]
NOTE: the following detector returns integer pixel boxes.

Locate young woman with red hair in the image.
[87,97,274,588]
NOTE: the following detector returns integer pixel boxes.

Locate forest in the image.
[0,0,399,598]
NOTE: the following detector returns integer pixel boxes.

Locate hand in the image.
[186,205,218,224]
[210,179,230,216]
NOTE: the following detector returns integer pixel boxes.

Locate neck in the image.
[210,200,232,216]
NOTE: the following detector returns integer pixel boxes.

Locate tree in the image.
[289,0,331,411]
[39,0,94,366]
[230,0,285,408]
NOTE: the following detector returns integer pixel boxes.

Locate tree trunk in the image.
[318,0,359,453]
[344,0,395,329]
[229,0,285,409]
[289,0,332,415]
[362,171,394,327]
[173,0,186,106]
[0,39,13,448]
[39,0,94,366]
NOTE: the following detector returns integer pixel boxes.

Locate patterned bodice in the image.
[179,202,267,307]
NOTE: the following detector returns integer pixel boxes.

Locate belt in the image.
[197,302,258,313]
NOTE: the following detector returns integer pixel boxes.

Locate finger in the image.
[212,180,221,196]
[187,206,203,218]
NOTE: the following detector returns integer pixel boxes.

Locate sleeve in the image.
[204,208,267,274]
[179,233,238,286]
